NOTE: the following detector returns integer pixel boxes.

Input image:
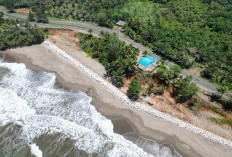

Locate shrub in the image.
[220,119,232,127]
[209,117,221,125]
[210,106,227,118]
[196,103,204,110]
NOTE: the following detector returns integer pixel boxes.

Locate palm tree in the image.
[217,86,229,97]
[88,28,93,36]
[157,59,166,65]
[143,50,149,56]
[148,83,154,94]
[99,30,105,37]
[126,59,137,75]
[28,11,35,21]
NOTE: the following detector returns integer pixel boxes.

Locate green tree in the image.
[28,11,35,21]
[125,59,137,76]
[176,76,199,102]
[111,68,125,87]
[148,83,155,94]
[2,0,15,12]
[143,50,149,56]
[0,12,3,25]
[155,65,170,84]
[158,59,166,65]
[99,30,105,37]
[88,28,93,36]
[128,77,141,100]
[35,9,49,23]
[97,11,108,26]
[108,35,121,62]
[217,86,229,96]
[154,86,166,95]
[170,64,182,78]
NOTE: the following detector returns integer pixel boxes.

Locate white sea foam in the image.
[0,88,35,126]
[30,143,43,157]
[124,132,182,157]
[0,62,159,156]
[42,40,232,148]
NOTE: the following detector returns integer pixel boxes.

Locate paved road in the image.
[1,9,228,96]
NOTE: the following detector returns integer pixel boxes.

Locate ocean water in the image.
[0,62,181,157]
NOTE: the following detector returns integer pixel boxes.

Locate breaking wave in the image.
[0,62,180,157]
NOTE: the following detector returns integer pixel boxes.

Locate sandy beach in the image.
[3,41,232,157]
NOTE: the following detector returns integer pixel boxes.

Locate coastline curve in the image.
[42,40,232,149]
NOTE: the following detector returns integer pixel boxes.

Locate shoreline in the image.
[3,41,232,157]
[43,40,232,147]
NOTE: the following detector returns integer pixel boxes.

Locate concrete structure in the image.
[138,56,158,71]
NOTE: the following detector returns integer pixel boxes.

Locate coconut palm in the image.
[157,59,166,65]
[88,28,93,36]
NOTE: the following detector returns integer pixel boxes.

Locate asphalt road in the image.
[1,9,228,96]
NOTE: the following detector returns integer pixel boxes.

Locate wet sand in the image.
[3,43,232,157]
[112,118,134,134]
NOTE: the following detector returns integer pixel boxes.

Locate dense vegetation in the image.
[80,31,198,101]
[1,0,231,89]
[0,0,126,26]
[0,12,44,51]
[80,32,139,86]
[122,0,232,90]
[0,0,37,11]
[154,64,199,102]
